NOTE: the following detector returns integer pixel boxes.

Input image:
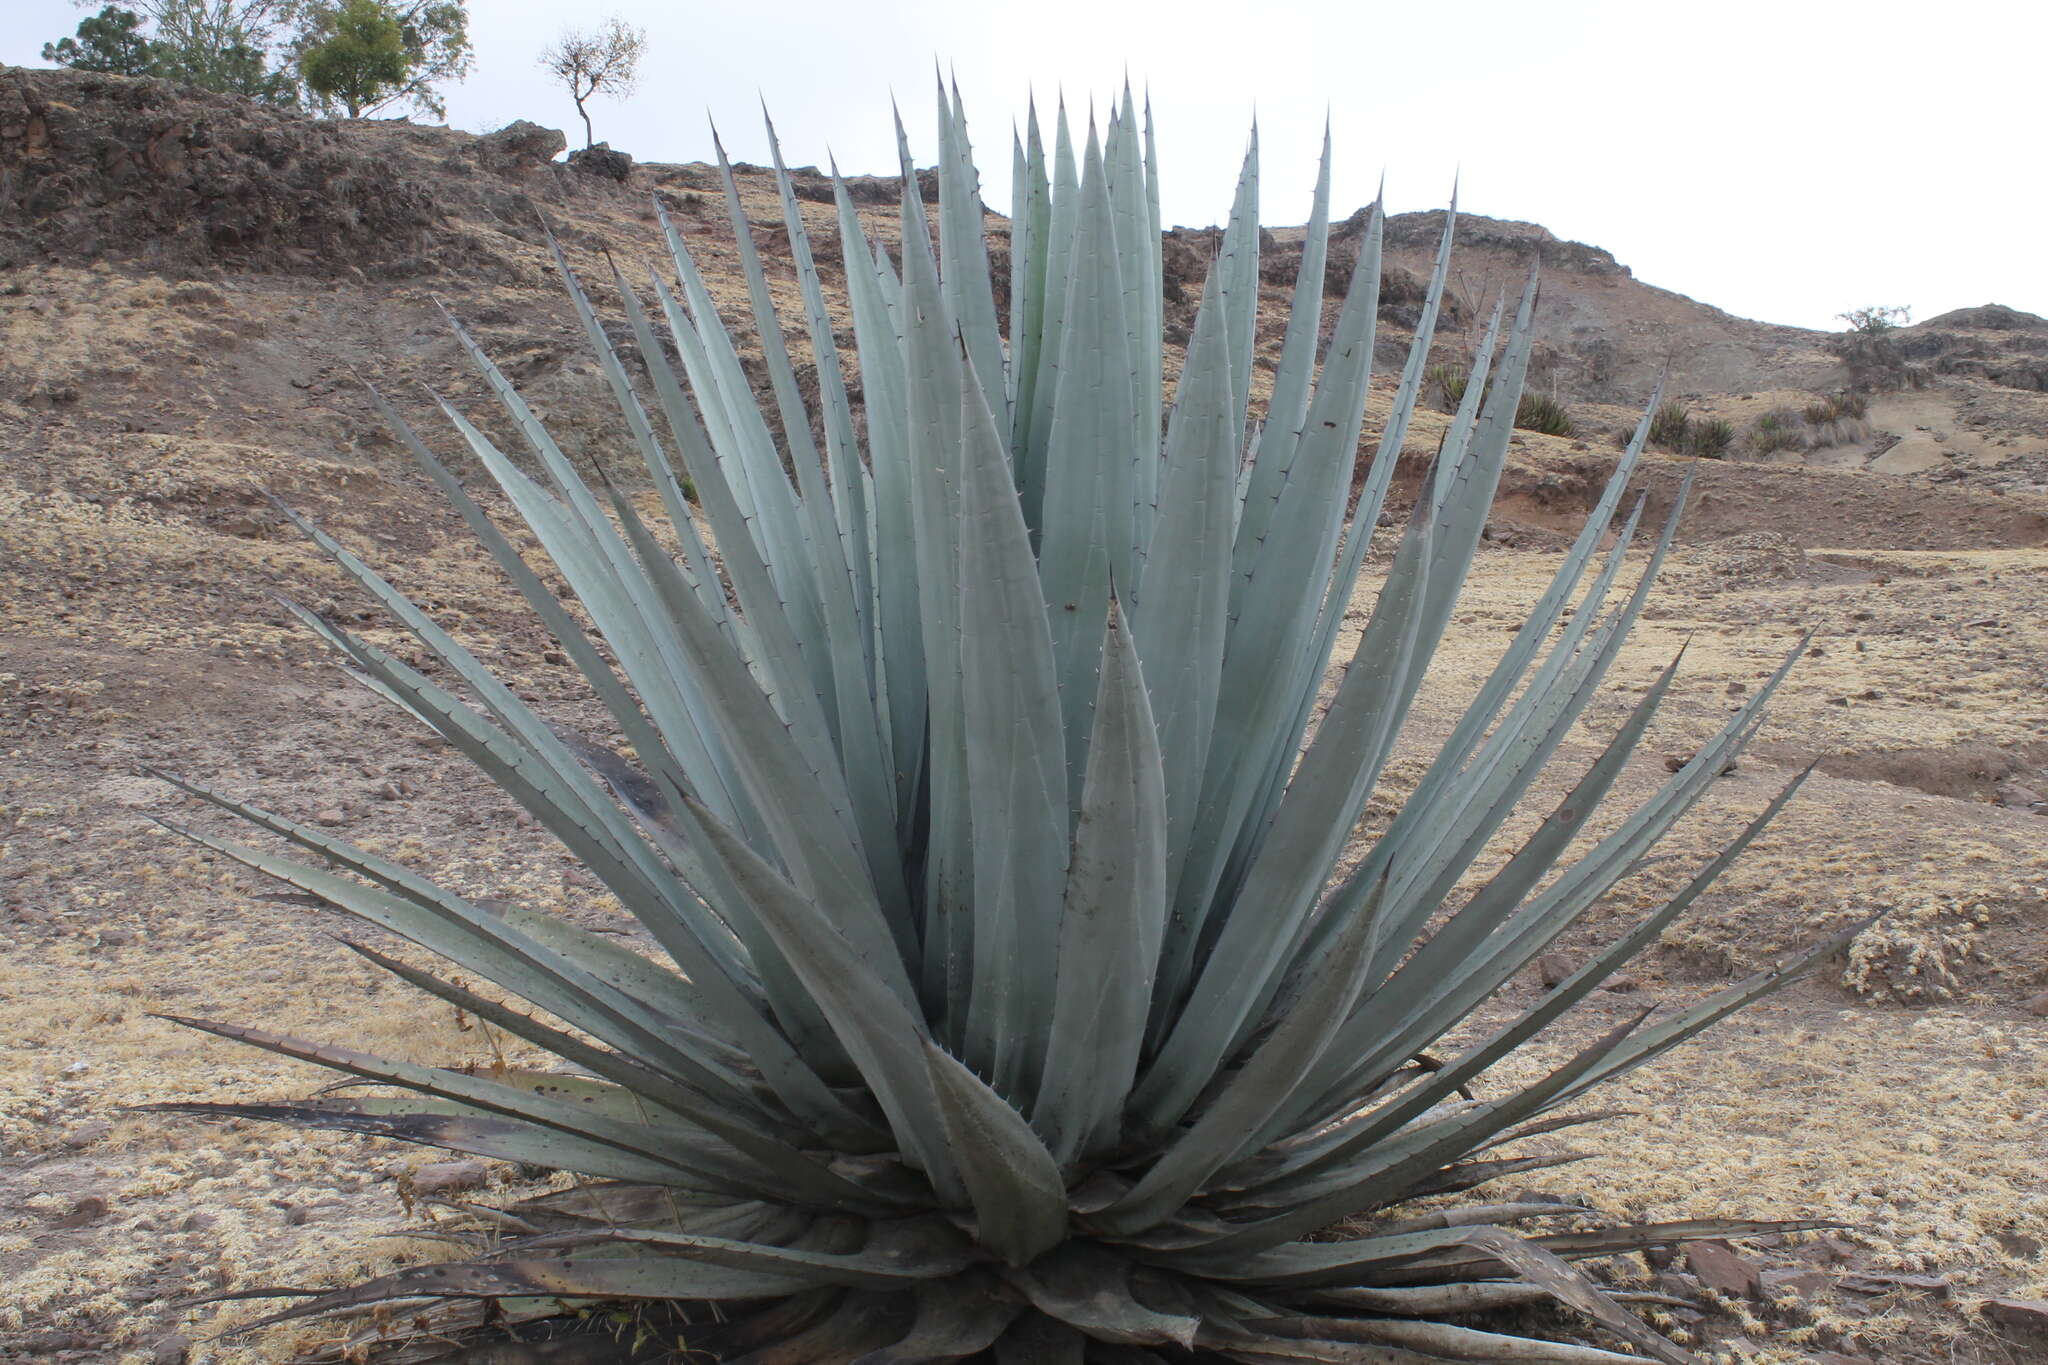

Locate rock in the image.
[412,1158,490,1196]
[179,1210,217,1232]
[468,119,565,174]
[22,1331,95,1354]
[1809,1353,1872,1365]
[377,782,403,801]
[314,808,347,826]
[152,1333,193,1365]
[96,927,135,947]
[1984,1297,2048,1332]
[2022,992,2048,1017]
[1814,1234,1859,1263]
[1684,1240,1762,1298]
[1602,977,1642,994]
[1655,1270,1702,1299]
[1839,1271,1949,1295]
[1759,1267,1827,1297]
[1995,781,2044,809]
[1535,953,1574,989]
[52,1194,109,1229]
[62,1119,112,1149]
[1994,1230,2042,1258]
[567,142,633,182]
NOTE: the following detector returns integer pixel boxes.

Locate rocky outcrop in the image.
[0,66,444,273]
[465,119,566,176]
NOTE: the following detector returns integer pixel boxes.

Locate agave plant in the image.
[147,85,1854,1364]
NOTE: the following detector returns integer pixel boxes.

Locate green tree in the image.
[296,0,406,117]
[291,0,471,119]
[55,0,300,104]
[42,6,161,75]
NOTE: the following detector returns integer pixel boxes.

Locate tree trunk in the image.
[575,97,593,149]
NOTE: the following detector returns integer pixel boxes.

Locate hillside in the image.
[2,65,2046,1365]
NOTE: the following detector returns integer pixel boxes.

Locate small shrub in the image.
[1647,400,1691,451]
[1684,415,1735,459]
[1802,391,1867,424]
[1838,304,1911,335]
[1426,362,1468,411]
[1746,405,1805,455]
[1514,390,1574,437]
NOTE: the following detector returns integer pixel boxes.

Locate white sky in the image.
[9,0,2044,330]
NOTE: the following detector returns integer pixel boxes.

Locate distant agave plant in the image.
[147,85,1856,1364]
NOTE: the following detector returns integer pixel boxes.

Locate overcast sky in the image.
[9,0,2043,330]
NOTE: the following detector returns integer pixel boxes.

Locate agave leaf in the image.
[657,204,826,655]
[1095,874,1386,1235]
[994,1313,1088,1365]
[152,1015,780,1193]
[454,406,916,1010]
[1036,596,1169,1168]
[1038,122,1141,798]
[1132,264,1237,898]
[1258,126,1331,453]
[140,1098,711,1187]
[1300,645,1693,1106]
[364,386,697,820]
[429,397,758,833]
[923,1042,1068,1267]
[1019,99,1083,537]
[1215,130,1260,450]
[724,1288,911,1365]
[1007,1245,1200,1350]
[934,79,1008,428]
[1550,916,1874,1107]
[1177,1011,1657,1257]
[1258,767,1817,1190]
[954,350,1071,1099]
[1243,1316,1644,1364]
[1109,82,1162,542]
[333,939,773,1134]
[749,127,909,930]
[671,792,962,1203]
[850,1268,1023,1365]
[831,169,926,815]
[514,1217,972,1290]
[764,117,875,665]
[1372,1203,1598,1237]
[896,185,976,1036]
[710,128,838,542]
[612,268,839,765]
[147,808,756,1110]
[1160,196,1381,1013]
[225,1256,819,1333]
[1528,1218,1844,1263]
[541,233,730,632]
[1298,1281,1674,1315]
[333,944,898,1203]
[1134,468,1431,1135]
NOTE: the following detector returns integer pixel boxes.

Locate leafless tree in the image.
[538,16,644,149]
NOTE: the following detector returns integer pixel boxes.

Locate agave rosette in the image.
[148,85,1849,1364]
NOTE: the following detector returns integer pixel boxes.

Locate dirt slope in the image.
[2,66,2045,1365]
